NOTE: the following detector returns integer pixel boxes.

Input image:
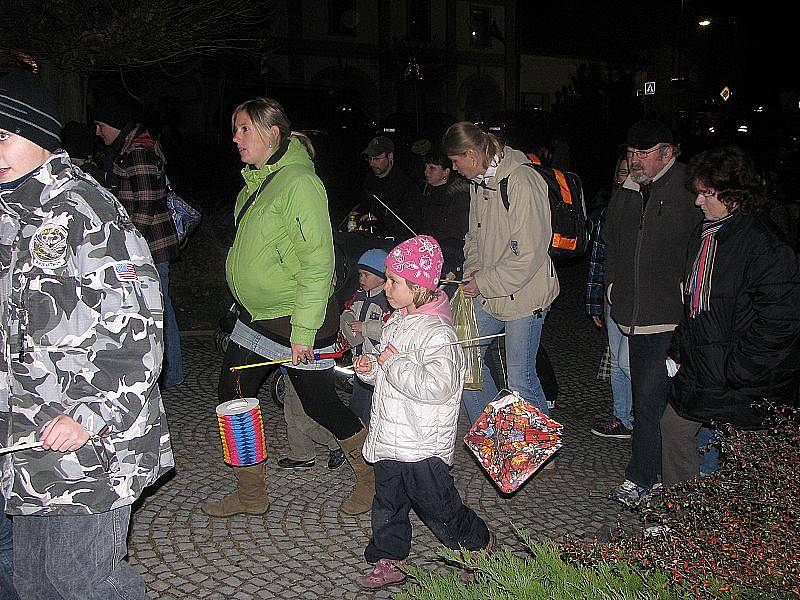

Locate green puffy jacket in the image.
[226,137,334,347]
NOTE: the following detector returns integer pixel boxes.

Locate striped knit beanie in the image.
[0,71,62,152]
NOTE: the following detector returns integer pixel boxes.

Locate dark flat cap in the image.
[626,119,673,150]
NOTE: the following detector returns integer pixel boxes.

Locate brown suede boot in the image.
[201,461,269,517]
[337,428,375,515]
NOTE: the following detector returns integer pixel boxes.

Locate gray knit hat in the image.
[0,71,62,151]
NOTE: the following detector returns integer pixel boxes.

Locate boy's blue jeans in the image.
[13,506,147,599]
[0,496,18,600]
[462,299,550,424]
[350,377,374,425]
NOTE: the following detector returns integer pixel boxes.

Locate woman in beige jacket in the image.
[443,122,559,423]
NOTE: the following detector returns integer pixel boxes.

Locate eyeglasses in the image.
[696,189,717,199]
[626,146,662,159]
[365,154,387,163]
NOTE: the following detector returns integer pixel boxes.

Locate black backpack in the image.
[498,162,589,258]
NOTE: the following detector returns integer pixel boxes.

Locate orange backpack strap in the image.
[526,152,542,165]
[553,169,573,205]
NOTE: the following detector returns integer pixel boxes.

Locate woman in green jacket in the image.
[202,98,373,517]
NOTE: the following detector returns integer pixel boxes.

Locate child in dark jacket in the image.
[340,249,392,424]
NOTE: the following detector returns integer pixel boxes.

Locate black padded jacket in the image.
[668,212,800,428]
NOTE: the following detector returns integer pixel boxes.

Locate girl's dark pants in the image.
[364,457,490,563]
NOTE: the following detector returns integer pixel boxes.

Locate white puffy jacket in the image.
[359,303,465,465]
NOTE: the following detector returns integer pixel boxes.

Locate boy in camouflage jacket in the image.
[0,71,173,599]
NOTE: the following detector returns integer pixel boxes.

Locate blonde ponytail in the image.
[442,121,503,170]
[290,130,316,160]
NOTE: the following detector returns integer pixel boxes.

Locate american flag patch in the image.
[114,261,139,281]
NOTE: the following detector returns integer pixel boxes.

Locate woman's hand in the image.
[291,343,315,365]
[592,315,603,328]
[40,414,90,452]
[377,343,398,366]
[354,354,374,374]
[462,276,480,298]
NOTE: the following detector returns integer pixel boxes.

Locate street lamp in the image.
[698,18,712,27]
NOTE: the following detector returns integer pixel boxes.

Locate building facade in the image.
[262,0,518,124]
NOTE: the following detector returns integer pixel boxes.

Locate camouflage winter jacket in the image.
[0,152,174,516]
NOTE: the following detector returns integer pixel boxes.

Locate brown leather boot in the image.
[337,428,375,515]
[201,461,269,517]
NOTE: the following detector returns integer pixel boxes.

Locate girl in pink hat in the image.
[353,235,494,590]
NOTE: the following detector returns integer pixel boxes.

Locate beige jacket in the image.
[463,147,559,320]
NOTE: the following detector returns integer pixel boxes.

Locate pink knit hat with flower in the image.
[385,235,444,291]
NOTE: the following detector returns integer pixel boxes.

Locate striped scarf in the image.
[686,214,734,318]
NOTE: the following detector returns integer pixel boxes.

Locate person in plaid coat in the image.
[586,155,634,439]
[95,102,183,388]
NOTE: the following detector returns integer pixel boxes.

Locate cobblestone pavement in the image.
[129,261,639,598]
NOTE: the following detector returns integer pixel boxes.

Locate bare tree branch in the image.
[1,0,273,73]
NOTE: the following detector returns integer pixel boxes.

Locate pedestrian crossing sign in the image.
[644,81,655,95]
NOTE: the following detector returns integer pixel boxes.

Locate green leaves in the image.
[397,527,681,600]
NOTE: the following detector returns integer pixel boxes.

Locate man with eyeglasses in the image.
[360,135,419,238]
[601,120,702,506]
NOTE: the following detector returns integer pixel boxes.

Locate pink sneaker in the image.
[357,559,407,590]
[459,532,497,584]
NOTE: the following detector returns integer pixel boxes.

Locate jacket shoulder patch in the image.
[29,224,68,269]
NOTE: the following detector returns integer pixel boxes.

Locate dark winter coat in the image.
[603,161,702,334]
[418,177,470,276]
[668,212,800,428]
[362,166,420,238]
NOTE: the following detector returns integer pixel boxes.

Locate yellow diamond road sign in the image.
[720,86,731,101]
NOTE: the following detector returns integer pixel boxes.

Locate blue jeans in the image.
[350,377,374,426]
[605,305,632,429]
[157,262,183,387]
[13,506,147,599]
[0,496,19,600]
[462,299,550,424]
[697,426,719,476]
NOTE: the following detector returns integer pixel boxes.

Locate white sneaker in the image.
[612,479,647,506]
[644,524,671,537]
